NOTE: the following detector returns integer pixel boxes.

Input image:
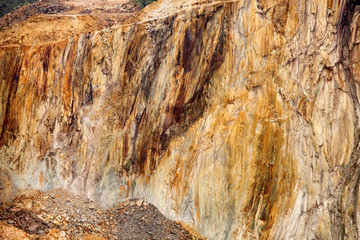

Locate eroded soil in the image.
[0,189,205,239]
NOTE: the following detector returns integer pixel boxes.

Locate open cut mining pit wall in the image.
[1,0,360,239]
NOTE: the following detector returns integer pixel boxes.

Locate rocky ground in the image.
[0,189,204,239]
[0,0,138,28]
[0,0,140,46]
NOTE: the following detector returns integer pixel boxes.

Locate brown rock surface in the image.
[0,189,203,239]
[0,221,31,239]
[0,168,12,203]
[0,0,138,39]
[1,0,360,239]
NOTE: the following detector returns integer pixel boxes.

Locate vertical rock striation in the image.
[1,0,360,239]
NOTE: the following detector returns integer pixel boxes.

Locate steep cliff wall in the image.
[1,0,360,239]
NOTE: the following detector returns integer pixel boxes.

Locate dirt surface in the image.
[62,0,130,9]
[0,0,139,46]
[0,0,139,45]
[0,1,70,28]
[0,189,205,239]
[0,0,138,28]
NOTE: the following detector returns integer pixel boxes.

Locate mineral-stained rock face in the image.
[1,0,360,239]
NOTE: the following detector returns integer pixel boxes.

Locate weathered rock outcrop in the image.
[1,0,360,239]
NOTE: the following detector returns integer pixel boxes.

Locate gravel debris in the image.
[0,189,205,239]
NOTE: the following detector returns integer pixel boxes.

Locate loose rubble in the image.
[0,189,205,239]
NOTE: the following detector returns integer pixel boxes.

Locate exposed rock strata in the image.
[1,0,360,239]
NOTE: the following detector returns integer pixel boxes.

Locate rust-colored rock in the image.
[1,0,360,239]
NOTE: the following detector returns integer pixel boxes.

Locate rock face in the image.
[1,0,360,239]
